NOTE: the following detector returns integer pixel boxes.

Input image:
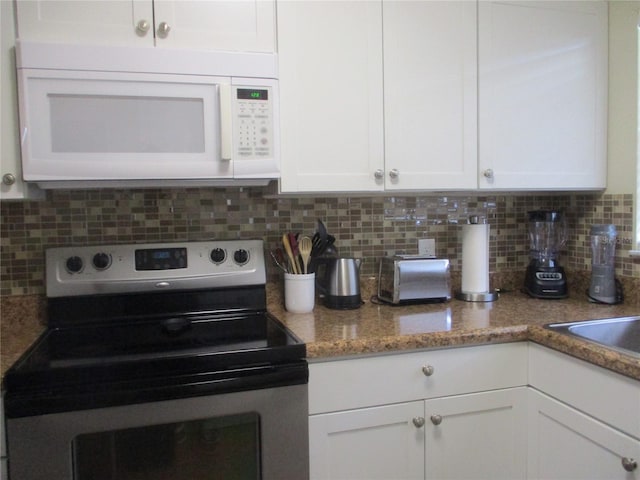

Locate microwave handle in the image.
[219,84,232,162]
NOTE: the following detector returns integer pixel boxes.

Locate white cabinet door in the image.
[478,1,607,190]
[277,0,384,193]
[152,1,275,52]
[383,0,477,191]
[1,0,42,200]
[425,388,528,480]
[15,0,154,47]
[15,0,275,52]
[528,389,640,480]
[309,402,425,480]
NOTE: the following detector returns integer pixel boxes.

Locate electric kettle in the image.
[316,257,362,309]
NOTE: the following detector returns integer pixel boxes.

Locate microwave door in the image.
[19,70,230,182]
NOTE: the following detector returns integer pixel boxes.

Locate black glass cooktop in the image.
[8,311,303,376]
[3,287,307,417]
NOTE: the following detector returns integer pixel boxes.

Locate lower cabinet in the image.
[528,389,640,480]
[309,387,528,480]
[309,343,640,480]
[424,388,527,480]
[528,343,640,480]
[308,343,529,480]
[310,402,424,480]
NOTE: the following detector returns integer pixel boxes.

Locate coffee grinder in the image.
[524,210,568,299]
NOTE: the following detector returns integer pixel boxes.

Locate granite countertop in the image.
[267,278,640,380]
[2,280,639,381]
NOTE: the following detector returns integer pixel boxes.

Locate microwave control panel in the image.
[234,86,274,160]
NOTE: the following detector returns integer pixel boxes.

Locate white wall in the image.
[607,0,639,195]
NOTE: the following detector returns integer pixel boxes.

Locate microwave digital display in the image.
[237,88,268,101]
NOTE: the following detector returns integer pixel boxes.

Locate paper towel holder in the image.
[455,216,498,302]
[456,291,498,302]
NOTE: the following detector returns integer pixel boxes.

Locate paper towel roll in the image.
[461,223,490,294]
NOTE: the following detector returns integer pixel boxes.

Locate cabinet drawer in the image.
[529,344,640,439]
[309,342,527,414]
[528,389,640,479]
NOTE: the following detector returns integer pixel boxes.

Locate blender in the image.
[524,210,568,299]
[588,224,619,304]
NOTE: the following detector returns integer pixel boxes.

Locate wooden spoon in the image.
[299,236,312,274]
[282,233,299,274]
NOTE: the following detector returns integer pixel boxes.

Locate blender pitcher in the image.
[524,210,568,299]
[588,224,618,303]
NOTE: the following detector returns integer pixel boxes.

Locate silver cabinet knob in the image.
[136,19,150,35]
[483,169,494,179]
[389,168,400,180]
[622,458,637,472]
[2,173,16,186]
[157,21,171,38]
[412,417,425,428]
[374,169,384,180]
[422,365,434,377]
[430,414,443,426]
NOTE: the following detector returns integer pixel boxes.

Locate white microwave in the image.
[15,41,280,189]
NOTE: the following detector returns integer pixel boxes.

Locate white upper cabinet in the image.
[478,1,607,190]
[279,0,474,193]
[277,1,384,192]
[1,0,42,200]
[278,0,607,193]
[383,1,478,191]
[15,0,275,52]
[152,1,275,52]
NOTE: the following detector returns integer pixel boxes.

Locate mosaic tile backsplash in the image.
[1,184,638,297]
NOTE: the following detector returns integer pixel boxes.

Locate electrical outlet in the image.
[418,238,436,257]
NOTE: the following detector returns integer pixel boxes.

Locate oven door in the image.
[6,384,308,480]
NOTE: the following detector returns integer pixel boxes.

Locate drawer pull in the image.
[412,417,425,428]
[157,21,171,38]
[622,458,637,472]
[136,19,150,35]
[2,173,16,185]
[422,365,435,376]
[430,414,443,426]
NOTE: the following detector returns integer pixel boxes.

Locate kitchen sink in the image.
[545,316,640,358]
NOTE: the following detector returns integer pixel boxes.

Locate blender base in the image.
[524,264,568,299]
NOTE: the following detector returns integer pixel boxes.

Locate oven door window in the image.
[72,412,260,479]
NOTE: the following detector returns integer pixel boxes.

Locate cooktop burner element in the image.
[4,240,307,418]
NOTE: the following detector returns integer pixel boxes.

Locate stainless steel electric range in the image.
[3,239,309,480]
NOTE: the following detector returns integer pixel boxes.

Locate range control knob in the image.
[210,248,226,264]
[65,256,84,274]
[92,252,112,270]
[233,249,249,265]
